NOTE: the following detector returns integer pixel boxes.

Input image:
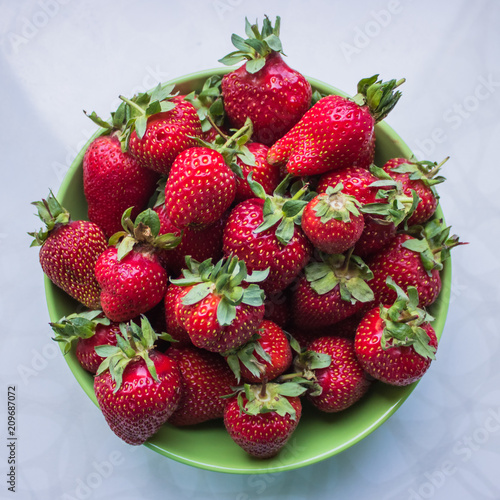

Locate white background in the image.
[1,0,499,499]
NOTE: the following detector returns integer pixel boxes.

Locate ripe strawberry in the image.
[163,283,192,346]
[267,75,404,176]
[50,310,120,374]
[291,251,374,329]
[93,317,182,445]
[354,278,438,386]
[223,381,305,458]
[367,219,463,307]
[219,16,312,146]
[301,183,365,254]
[95,208,180,322]
[170,256,267,353]
[297,336,371,412]
[223,177,313,294]
[29,192,107,309]
[223,320,293,383]
[166,345,238,426]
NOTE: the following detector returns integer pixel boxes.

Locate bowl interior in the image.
[45,68,451,474]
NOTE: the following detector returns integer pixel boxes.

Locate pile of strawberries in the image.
[30,16,464,459]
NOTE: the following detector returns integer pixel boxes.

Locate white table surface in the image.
[1,0,499,498]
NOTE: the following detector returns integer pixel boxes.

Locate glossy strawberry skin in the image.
[223,394,302,458]
[307,336,371,412]
[94,350,182,445]
[95,246,169,322]
[166,345,238,426]
[163,283,192,346]
[267,94,375,176]
[354,307,438,386]
[83,134,159,238]
[222,52,312,146]
[367,233,442,307]
[128,97,202,175]
[164,147,236,229]
[39,220,107,309]
[222,198,312,295]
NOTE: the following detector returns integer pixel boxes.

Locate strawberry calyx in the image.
[313,183,362,223]
[218,15,284,74]
[171,255,269,327]
[29,191,71,246]
[304,250,375,304]
[353,74,405,123]
[379,277,436,360]
[389,157,448,188]
[109,207,182,260]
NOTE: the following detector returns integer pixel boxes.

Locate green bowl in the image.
[45,68,452,474]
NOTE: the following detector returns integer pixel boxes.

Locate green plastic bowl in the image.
[44,68,452,474]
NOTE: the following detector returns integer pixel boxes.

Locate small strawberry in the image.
[219,16,312,146]
[95,207,181,322]
[169,256,268,353]
[50,310,120,374]
[166,345,238,426]
[301,183,365,254]
[94,316,182,445]
[29,192,107,309]
[223,320,293,383]
[223,176,313,294]
[223,381,305,458]
[354,277,438,386]
[267,75,404,176]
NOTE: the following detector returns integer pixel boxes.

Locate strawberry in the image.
[301,183,365,254]
[223,381,305,458]
[169,256,267,353]
[223,320,293,383]
[219,16,312,146]
[222,176,313,294]
[291,251,374,329]
[29,192,107,309]
[95,208,180,322]
[367,219,463,307]
[50,310,120,374]
[267,75,404,176]
[354,277,438,386]
[93,317,182,445]
[163,283,192,346]
[166,345,238,426]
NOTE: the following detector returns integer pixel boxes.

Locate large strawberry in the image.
[223,381,305,458]
[169,256,267,353]
[93,316,182,445]
[267,75,404,176]
[29,192,107,309]
[95,208,180,322]
[166,345,238,426]
[223,176,313,294]
[354,277,438,386]
[219,16,312,146]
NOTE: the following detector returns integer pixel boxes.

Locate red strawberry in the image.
[163,283,192,346]
[93,317,182,445]
[301,183,365,254]
[222,177,313,294]
[166,345,238,426]
[267,75,404,176]
[219,16,312,146]
[223,320,293,383]
[223,382,305,458]
[169,256,267,353]
[50,310,120,374]
[29,192,107,309]
[95,208,180,322]
[354,278,438,386]
[299,336,371,412]
[291,252,374,329]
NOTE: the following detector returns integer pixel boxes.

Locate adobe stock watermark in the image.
[17,341,59,385]
[212,0,245,21]
[411,74,500,159]
[340,0,403,63]
[6,0,72,55]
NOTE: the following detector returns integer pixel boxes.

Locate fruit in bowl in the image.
[31,16,463,473]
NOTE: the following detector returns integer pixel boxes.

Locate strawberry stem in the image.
[427,156,450,178]
[118,95,145,116]
[207,114,229,141]
[259,377,268,398]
